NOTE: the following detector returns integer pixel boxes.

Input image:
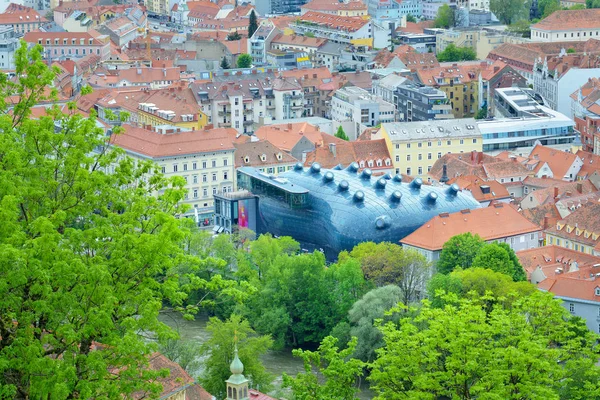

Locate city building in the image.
[415,63,481,118]
[191,72,278,134]
[300,0,368,16]
[282,67,337,118]
[62,10,93,32]
[571,78,600,152]
[233,140,298,175]
[227,164,480,258]
[545,202,600,254]
[395,82,454,122]
[480,61,528,114]
[372,73,408,105]
[422,0,450,20]
[330,85,396,141]
[365,0,402,19]
[255,0,309,15]
[266,49,312,69]
[315,41,345,70]
[395,31,437,53]
[0,25,18,70]
[23,31,110,61]
[109,124,239,225]
[304,139,393,174]
[533,52,600,117]
[519,180,597,210]
[272,75,304,121]
[375,119,482,178]
[249,21,281,66]
[478,88,576,154]
[528,144,583,181]
[0,3,45,34]
[290,11,372,46]
[270,34,327,64]
[531,9,600,42]
[372,45,439,70]
[436,28,528,61]
[446,175,511,205]
[401,202,542,263]
[87,64,183,89]
[517,245,600,333]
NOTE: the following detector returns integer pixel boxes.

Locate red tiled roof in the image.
[575,150,600,180]
[301,0,367,12]
[298,11,369,32]
[271,33,327,48]
[111,125,238,158]
[254,122,342,152]
[532,9,600,31]
[538,274,600,302]
[529,144,579,180]
[517,245,600,282]
[545,202,600,246]
[234,140,298,168]
[304,138,391,171]
[447,175,510,202]
[400,203,541,251]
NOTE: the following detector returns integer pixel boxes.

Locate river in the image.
[159,312,375,399]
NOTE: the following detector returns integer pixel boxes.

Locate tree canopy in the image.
[434,4,455,28]
[0,43,240,398]
[220,56,231,69]
[236,53,252,69]
[490,0,530,24]
[335,125,349,141]
[436,233,486,274]
[370,291,600,399]
[436,43,477,62]
[248,10,258,38]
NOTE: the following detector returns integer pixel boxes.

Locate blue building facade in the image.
[234,164,480,259]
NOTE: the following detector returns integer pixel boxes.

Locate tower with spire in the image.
[226,344,249,400]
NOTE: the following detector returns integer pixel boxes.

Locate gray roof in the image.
[382,118,481,141]
[191,73,277,101]
[317,41,345,55]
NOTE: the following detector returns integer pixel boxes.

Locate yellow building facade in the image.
[416,67,481,118]
[375,119,483,178]
[138,108,208,131]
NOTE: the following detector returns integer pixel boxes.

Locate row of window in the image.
[46,47,100,56]
[161,159,230,173]
[547,236,592,254]
[186,185,233,200]
[397,152,444,162]
[394,138,477,149]
[38,38,95,45]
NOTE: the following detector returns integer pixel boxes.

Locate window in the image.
[437,152,442,159]
[212,173,217,181]
[520,236,525,243]
[407,155,411,161]
[161,166,166,173]
[447,140,451,145]
[418,154,422,161]
[428,153,432,160]
[202,174,207,182]
[406,167,411,175]
[203,188,208,197]
[193,189,198,198]
[223,159,228,166]
[418,166,423,175]
[460,139,464,145]
[406,143,411,149]
[212,187,217,195]
[427,141,432,147]
[530,233,535,240]
[418,142,422,148]
[472,138,477,144]
[569,303,575,313]
[193,162,197,170]
[212,160,216,168]
[223,171,228,180]
[396,155,400,162]
[437,140,442,146]
[193,175,198,184]
[202,161,207,169]
[173,164,178,172]
[183,164,188,171]
[510,237,514,245]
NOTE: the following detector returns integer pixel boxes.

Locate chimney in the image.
[288,123,292,129]
[543,215,549,229]
[329,143,336,158]
[577,182,583,193]
[440,163,449,183]
[554,187,559,199]
[493,65,500,73]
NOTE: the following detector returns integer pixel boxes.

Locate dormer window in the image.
[244,156,249,163]
[359,161,365,168]
[596,287,600,296]
[376,160,382,167]
[260,154,266,162]
[385,159,391,166]
[276,153,282,161]
[368,160,374,168]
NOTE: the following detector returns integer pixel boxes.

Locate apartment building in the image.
[331,86,396,140]
[110,124,238,225]
[415,63,480,118]
[365,0,401,19]
[191,73,276,135]
[546,202,600,255]
[290,11,372,46]
[23,31,110,61]
[87,65,183,89]
[531,9,600,42]
[233,140,298,175]
[0,4,46,34]
[300,0,368,16]
[571,78,600,153]
[375,118,482,177]
[270,34,327,63]
[396,83,453,122]
[255,0,308,15]
[0,25,18,70]
[401,203,541,263]
[273,76,304,121]
[282,66,336,118]
[436,28,529,62]
[248,21,280,66]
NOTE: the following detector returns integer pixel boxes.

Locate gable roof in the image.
[304,138,391,171]
[529,144,579,179]
[447,175,510,202]
[575,150,600,179]
[517,245,600,284]
[400,203,541,251]
[545,202,600,247]
[532,9,600,32]
[254,122,342,152]
[234,140,298,168]
[297,11,369,32]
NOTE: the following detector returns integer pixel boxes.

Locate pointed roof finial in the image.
[230,330,244,375]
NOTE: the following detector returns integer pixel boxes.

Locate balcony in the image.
[243,108,253,114]
[218,122,231,127]
[243,120,253,126]
[291,103,302,110]
[266,104,275,109]
[288,94,303,100]
[432,104,452,111]
[217,110,231,116]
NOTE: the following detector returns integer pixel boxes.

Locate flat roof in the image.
[238,167,309,194]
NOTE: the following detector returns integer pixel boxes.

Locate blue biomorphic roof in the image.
[254,162,481,259]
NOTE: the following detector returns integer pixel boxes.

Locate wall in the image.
[557,296,600,334]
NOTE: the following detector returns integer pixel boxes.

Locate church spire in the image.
[226,332,249,400]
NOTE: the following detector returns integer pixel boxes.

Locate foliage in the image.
[370,291,600,399]
[220,56,231,69]
[434,4,455,28]
[335,125,349,141]
[436,43,477,62]
[239,245,367,348]
[236,53,252,69]
[585,0,600,7]
[158,336,201,373]
[198,315,273,399]
[0,43,235,398]
[567,47,576,53]
[305,32,315,38]
[507,19,532,38]
[248,10,258,38]
[348,242,431,306]
[283,336,366,400]
[436,233,486,274]
[227,31,242,41]
[567,3,585,8]
[490,0,530,24]
[475,105,487,119]
[347,285,403,362]
[406,14,417,23]
[427,267,536,308]
[541,0,561,17]
[471,242,526,281]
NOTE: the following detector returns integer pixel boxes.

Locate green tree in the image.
[236,53,252,69]
[283,336,366,400]
[406,14,416,23]
[475,105,487,119]
[347,285,403,362]
[348,242,431,306]
[541,0,561,17]
[490,0,530,24]
[248,10,258,38]
[198,314,273,399]
[158,336,201,373]
[471,242,526,281]
[436,43,477,62]
[335,125,349,141]
[567,47,576,53]
[370,291,600,399]
[220,56,231,69]
[227,31,242,41]
[434,4,455,28]
[436,232,485,274]
[507,19,532,38]
[0,43,232,398]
